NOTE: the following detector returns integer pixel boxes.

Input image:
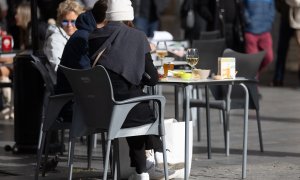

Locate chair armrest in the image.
[115,95,166,105]
[108,95,166,139]
[43,93,74,130]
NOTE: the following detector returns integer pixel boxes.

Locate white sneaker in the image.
[146,150,155,169]
[128,172,150,180]
[155,151,184,170]
[147,163,176,180]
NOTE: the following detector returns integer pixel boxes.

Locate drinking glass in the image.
[186,48,199,69]
[156,41,168,67]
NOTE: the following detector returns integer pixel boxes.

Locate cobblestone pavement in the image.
[0,70,300,179]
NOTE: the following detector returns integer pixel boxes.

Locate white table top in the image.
[159,77,251,85]
[153,60,188,67]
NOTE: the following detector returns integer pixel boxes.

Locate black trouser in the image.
[126,135,163,174]
[273,16,294,84]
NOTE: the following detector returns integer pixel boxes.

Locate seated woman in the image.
[43,0,84,71]
[88,0,176,179]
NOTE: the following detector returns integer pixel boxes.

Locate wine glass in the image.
[186,48,199,69]
[156,41,168,67]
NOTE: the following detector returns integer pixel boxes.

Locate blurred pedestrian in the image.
[131,0,169,38]
[286,0,300,87]
[14,2,48,50]
[180,0,214,41]
[243,0,275,75]
[0,0,7,29]
[218,0,245,52]
[272,0,294,87]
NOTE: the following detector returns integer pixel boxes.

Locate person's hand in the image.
[0,57,13,64]
[150,42,156,52]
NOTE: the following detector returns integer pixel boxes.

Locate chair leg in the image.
[256,110,264,152]
[113,139,120,180]
[221,110,227,153]
[68,139,75,180]
[161,135,169,180]
[60,129,65,155]
[87,135,93,169]
[196,108,201,142]
[42,132,51,177]
[219,110,223,124]
[226,111,230,156]
[103,140,112,180]
[35,131,46,180]
[101,132,106,166]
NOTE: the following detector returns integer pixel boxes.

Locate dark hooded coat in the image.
[88,22,159,128]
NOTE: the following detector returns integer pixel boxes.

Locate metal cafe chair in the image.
[222,48,265,154]
[31,55,73,179]
[190,38,227,143]
[32,56,100,179]
[187,48,265,158]
[60,65,169,180]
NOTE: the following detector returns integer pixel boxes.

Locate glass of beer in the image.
[156,41,168,67]
[186,48,199,69]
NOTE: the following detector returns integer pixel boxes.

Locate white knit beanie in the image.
[106,0,134,21]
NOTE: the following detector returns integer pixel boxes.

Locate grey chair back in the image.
[31,55,56,95]
[59,65,114,138]
[199,30,221,40]
[222,48,265,109]
[192,38,226,75]
[192,38,227,100]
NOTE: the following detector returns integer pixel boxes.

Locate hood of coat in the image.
[75,10,97,32]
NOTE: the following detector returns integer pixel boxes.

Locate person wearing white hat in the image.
[88,0,177,179]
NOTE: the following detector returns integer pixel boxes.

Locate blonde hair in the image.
[16,2,31,29]
[56,0,85,26]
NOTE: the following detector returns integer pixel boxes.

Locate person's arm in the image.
[44,33,66,71]
[141,53,158,86]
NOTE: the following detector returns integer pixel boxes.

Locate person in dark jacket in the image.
[55,1,106,94]
[272,0,294,86]
[131,0,169,38]
[88,0,175,179]
[180,0,214,41]
[218,0,245,52]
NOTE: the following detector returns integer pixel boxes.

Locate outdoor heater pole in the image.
[31,0,39,55]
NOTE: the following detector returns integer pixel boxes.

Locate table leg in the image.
[226,85,232,156]
[239,83,249,179]
[205,85,211,159]
[184,86,190,180]
[175,86,179,120]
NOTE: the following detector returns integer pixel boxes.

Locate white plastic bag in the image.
[118,119,193,179]
[164,118,193,178]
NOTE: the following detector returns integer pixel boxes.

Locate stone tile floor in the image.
[0,70,300,179]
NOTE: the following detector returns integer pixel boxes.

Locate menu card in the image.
[218,57,236,79]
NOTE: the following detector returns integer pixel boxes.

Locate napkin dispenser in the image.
[218,57,236,79]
